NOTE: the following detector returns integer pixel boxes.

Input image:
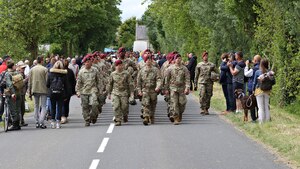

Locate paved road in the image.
[0,94,289,169]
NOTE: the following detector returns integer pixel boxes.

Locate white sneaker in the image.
[50,122,55,129]
[61,116,67,124]
[56,121,61,129]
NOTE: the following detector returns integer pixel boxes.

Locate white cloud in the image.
[118,0,151,22]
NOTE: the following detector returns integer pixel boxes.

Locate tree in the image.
[0,0,54,60]
[117,17,136,49]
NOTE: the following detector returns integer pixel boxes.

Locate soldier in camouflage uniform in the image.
[76,55,101,126]
[165,54,190,125]
[161,52,175,118]
[137,55,161,125]
[195,51,218,115]
[91,52,106,115]
[112,47,137,106]
[137,50,160,71]
[107,60,134,126]
[137,49,160,118]
[5,60,22,131]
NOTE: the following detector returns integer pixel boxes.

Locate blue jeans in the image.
[50,93,64,121]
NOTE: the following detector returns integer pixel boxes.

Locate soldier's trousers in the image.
[142,92,157,118]
[199,83,213,110]
[81,94,99,122]
[112,95,129,122]
[170,91,187,118]
[8,95,21,123]
[98,94,107,114]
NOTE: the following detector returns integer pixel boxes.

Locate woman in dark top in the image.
[46,61,67,129]
[61,59,76,124]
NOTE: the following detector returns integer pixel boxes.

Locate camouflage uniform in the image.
[5,69,22,129]
[161,61,173,116]
[195,61,217,113]
[92,63,106,114]
[165,64,190,121]
[107,70,134,123]
[112,58,137,105]
[137,60,159,71]
[76,66,100,124]
[137,65,161,125]
[98,60,111,105]
[137,60,160,117]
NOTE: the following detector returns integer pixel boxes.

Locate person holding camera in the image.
[227,51,245,114]
[244,55,261,122]
[219,53,233,115]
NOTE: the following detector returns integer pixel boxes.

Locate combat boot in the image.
[140,109,144,119]
[123,115,128,123]
[85,121,90,127]
[178,113,182,122]
[200,109,205,115]
[115,121,121,126]
[169,116,174,123]
[204,109,209,115]
[91,118,97,124]
[143,116,149,126]
[150,115,155,124]
[173,117,180,125]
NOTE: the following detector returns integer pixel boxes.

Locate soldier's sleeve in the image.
[136,70,142,94]
[164,68,171,90]
[131,60,138,71]
[156,68,162,89]
[195,64,200,85]
[184,67,191,90]
[5,73,15,95]
[131,60,138,77]
[128,73,134,94]
[111,62,116,72]
[96,71,103,94]
[213,64,219,73]
[106,73,114,95]
[75,71,82,94]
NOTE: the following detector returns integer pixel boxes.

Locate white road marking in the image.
[107,123,115,134]
[112,116,115,121]
[97,137,109,153]
[89,159,100,169]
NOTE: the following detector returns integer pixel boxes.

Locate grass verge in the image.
[195,83,300,169]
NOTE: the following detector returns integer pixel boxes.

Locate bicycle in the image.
[1,94,11,132]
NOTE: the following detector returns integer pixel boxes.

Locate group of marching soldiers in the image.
[76,47,217,126]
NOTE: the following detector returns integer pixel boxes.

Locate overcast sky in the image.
[118,0,151,22]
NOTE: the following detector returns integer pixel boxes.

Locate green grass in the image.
[194,83,300,169]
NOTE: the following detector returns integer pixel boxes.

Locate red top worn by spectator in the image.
[0,55,10,73]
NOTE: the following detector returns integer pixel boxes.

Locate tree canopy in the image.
[143,0,300,105]
[0,0,121,60]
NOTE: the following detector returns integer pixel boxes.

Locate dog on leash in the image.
[234,89,257,122]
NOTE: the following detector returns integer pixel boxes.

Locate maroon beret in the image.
[144,49,151,54]
[82,54,93,63]
[202,51,208,57]
[115,60,123,66]
[100,53,107,59]
[118,47,126,53]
